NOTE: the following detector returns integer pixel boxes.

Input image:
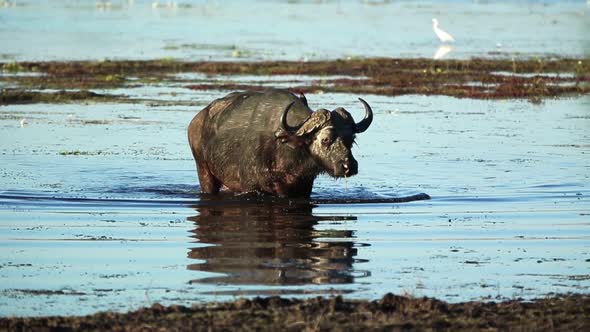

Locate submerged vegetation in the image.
[0,57,588,104]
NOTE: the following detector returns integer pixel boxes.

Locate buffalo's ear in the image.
[274,109,329,149]
[274,129,310,149]
[294,110,330,137]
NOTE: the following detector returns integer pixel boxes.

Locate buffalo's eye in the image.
[321,137,331,146]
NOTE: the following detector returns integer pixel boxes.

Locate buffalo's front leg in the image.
[273,176,314,198]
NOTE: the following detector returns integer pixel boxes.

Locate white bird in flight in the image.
[432,18,455,43]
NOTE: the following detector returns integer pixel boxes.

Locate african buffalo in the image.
[188,89,373,198]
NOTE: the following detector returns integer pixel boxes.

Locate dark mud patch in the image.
[2,57,588,102]
[0,89,120,105]
[2,293,588,331]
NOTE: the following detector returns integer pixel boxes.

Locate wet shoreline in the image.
[2,293,588,331]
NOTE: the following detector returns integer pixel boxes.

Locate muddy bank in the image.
[1,57,589,103]
[1,293,588,331]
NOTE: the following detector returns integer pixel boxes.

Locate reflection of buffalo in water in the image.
[187,200,368,285]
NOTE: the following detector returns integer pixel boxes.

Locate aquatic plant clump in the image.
[0,58,588,103]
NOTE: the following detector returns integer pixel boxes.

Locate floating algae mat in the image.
[1,57,589,103]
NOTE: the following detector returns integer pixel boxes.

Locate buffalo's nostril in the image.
[342,163,355,176]
[340,157,357,177]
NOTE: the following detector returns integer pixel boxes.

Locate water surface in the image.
[0,0,588,61]
[1,90,588,316]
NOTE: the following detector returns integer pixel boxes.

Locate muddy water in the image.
[0,0,588,61]
[1,86,589,316]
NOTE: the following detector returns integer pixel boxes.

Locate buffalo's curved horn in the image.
[280,101,301,134]
[355,98,373,133]
[299,93,308,107]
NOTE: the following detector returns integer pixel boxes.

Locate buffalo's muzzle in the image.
[342,157,358,177]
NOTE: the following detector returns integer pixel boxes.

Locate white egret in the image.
[432,18,455,43]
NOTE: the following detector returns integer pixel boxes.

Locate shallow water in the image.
[1,87,589,316]
[0,0,589,61]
